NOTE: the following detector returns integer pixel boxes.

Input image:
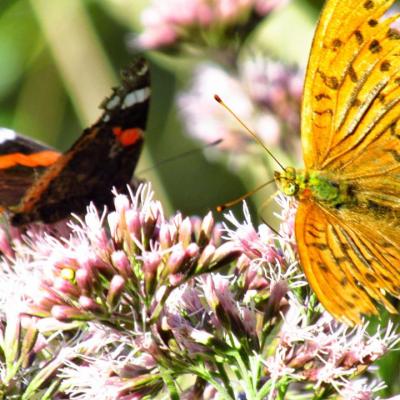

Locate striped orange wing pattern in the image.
[296,202,400,324]
[298,0,400,324]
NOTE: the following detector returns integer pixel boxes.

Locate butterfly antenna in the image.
[138,139,223,174]
[214,94,286,171]
[260,216,281,237]
[259,190,282,238]
[259,190,279,213]
[216,179,275,212]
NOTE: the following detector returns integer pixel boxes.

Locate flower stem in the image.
[159,366,179,400]
[233,350,256,398]
[215,361,235,399]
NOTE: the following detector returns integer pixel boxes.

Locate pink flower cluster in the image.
[178,56,303,159]
[272,314,399,385]
[0,186,397,399]
[136,0,289,49]
[3,186,238,328]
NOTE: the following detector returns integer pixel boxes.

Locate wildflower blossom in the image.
[2,185,239,330]
[0,186,397,398]
[60,344,162,400]
[136,0,289,50]
[338,379,386,400]
[178,56,303,160]
[265,307,400,396]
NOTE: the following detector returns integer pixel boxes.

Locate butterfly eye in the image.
[285,182,299,196]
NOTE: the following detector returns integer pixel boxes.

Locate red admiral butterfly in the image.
[0,57,150,226]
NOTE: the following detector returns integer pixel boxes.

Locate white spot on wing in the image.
[136,87,151,102]
[123,91,138,109]
[106,95,121,110]
[123,87,151,109]
[0,128,16,144]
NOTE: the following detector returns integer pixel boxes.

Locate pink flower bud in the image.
[107,211,120,238]
[35,291,60,310]
[196,244,215,272]
[114,194,130,213]
[51,305,86,321]
[143,252,161,277]
[159,223,172,249]
[179,217,192,246]
[200,211,214,242]
[106,275,125,309]
[53,277,80,298]
[167,244,186,274]
[265,280,288,320]
[185,243,199,259]
[79,296,102,313]
[169,273,185,286]
[0,227,13,258]
[143,205,158,239]
[136,25,178,49]
[111,250,132,278]
[75,268,93,293]
[211,242,241,268]
[125,209,141,239]
[143,252,161,295]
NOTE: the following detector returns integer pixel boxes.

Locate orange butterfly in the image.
[274,0,400,325]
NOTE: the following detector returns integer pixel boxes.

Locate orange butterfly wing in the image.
[301,0,397,170]
[296,201,400,324]
[298,0,400,323]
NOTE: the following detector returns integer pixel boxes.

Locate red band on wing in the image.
[0,151,61,169]
[112,127,143,147]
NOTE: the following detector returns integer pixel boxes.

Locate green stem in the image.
[190,362,235,400]
[276,380,289,400]
[159,366,179,400]
[256,379,273,400]
[249,354,263,397]
[233,350,256,398]
[148,285,174,324]
[206,376,236,400]
[215,362,236,399]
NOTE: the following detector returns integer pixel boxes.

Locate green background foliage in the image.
[0,0,320,217]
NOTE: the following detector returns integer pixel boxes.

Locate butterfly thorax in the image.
[274,167,355,208]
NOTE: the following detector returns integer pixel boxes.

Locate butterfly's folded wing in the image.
[12,58,150,225]
[301,0,398,170]
[296,201,400,324]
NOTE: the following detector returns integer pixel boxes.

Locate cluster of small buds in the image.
[148,270,289,388]
[59,337,164,400]
[136,0,289,50]
[224,202,285,263]
[0,186,397,399]
[0,311,120,398]
[264,307,400,397]
[3,185,240,331]
[154,283,227,360]
[338,379,387,400]
[178,56,303,159]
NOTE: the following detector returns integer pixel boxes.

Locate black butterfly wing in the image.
[12,57,150,225]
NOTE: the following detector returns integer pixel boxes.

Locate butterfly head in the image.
[274,167,300,197]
